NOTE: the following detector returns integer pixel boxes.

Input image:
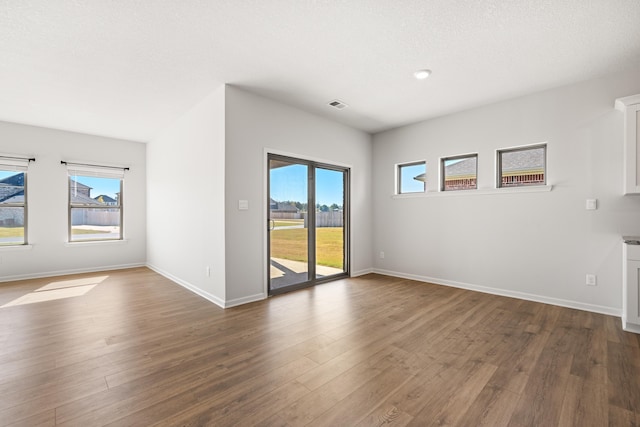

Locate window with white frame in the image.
[397,161,426,194]
[66,163,126,242]
[0,156,31,246]
[497,144,546,188]
[441,154,477,191]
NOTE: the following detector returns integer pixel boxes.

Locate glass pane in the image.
[0,171,25,205]
[443,156,477,190]
[316,168,345,278]
[399,163,426,194]
[269,160,309,290]
[70,208,121,241]
[500,146,545,187]
[0,207,25,245]
[70,175,120,206]
[69,175,122,242]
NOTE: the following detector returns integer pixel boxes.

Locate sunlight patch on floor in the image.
[1,275,108,308]
[37,276,108,292]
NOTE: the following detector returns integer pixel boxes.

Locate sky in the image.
[399,163,425,193]
[0,171,17,180]
[270,164,344,207]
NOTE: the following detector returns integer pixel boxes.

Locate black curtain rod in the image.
[61,160,129,171]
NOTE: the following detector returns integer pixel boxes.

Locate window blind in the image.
[0,156,33,171]
[63,161,127,179]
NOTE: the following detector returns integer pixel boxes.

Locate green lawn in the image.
[271,227,344,268]
[0,227,109,237]
[273,219,304,227]
[71,228,110,235]
[0,227,24,238]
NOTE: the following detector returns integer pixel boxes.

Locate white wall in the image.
[146,86,226,305]
[225,86,373,304]
[372,66,640,315]
[0,121,146,280]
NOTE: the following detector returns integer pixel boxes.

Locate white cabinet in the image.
[623,241,640,334]
[615,94,640,195]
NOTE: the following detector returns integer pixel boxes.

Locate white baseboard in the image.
[147,264,266,309]
[351,268,374,277]
[4,261,618,317]
[0,263,146,283]
[373,268,622,317]
[146,263,226,309]
[224,293,267,308]
[622,319,640,334]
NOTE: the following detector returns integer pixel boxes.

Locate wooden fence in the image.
[270,212,304,220]
[71,209,120,226]
[270,211,344,227]
[301,211,343,228]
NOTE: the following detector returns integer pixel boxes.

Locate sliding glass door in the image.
[268,157,310,290]
[314,167,345,279]
[268,154,349,295]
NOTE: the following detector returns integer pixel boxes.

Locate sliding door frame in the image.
[266,151,350,296]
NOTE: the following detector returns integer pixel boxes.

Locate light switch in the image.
[238,200,249,210]
[586,199,597,210]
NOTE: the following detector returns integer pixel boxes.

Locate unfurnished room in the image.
[1,1,640,426]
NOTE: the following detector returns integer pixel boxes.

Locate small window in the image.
[441,154,477,191]
[498,144,546,188]
[0,167,27,246]
[68,166,125,242]
[397,162,426,194]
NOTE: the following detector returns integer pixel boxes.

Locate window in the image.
[441,154,477,191]
[498,144,546,188]
[397,161,426,194]
[0,157,30,246]
[66,163,125,242]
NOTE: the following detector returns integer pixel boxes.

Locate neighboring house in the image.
[442,157,477,190]
[0,172,24,187]
[70,179,102,205]
[0,185,23,204]
[269,198,299,213]
[270,198,302,220]
[0,193,24,204]
[94,194,118,205]
[0,172,25,226]
[413,151,543,189]
[500,149,544,187]
[412,157,477,190]
[0,173,24,203]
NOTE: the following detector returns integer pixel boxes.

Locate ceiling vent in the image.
[328,99,348,110]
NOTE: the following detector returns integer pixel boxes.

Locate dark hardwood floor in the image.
[0,267,639,426]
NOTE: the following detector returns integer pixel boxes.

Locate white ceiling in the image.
[1,1,639,142]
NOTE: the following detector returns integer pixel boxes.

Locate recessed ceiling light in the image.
[414,69,432,80]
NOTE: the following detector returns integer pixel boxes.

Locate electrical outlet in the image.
[586,274,597,286]
[379,251,385,259]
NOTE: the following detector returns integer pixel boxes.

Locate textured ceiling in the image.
[1,1,640,142]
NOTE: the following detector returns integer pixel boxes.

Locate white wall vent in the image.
[328,99,348,110]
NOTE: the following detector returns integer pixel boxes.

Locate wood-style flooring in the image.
[0,267,639,426]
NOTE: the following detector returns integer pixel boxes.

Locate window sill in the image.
[0,244,33,252]
[392,184,553,199]
[65,239,128,247]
